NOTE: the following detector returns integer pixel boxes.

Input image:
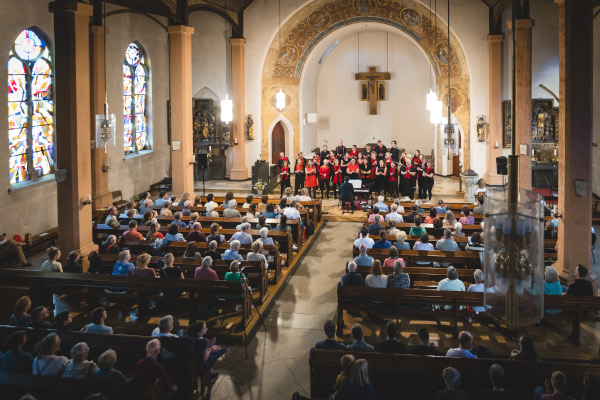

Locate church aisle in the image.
[210,221,362,400]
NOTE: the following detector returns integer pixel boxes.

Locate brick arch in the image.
[260,0,472,168]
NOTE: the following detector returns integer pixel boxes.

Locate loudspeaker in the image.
[198,153,208,169]
[496,156,507,175]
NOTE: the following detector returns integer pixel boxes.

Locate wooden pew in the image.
[336,283,600,343]
[309,348,600,400]
[364,221,483,235]
[98,254,269,304]
[347,264,477,288]
[0,228,58,267]
[367,209,553,223]
[352,247,482,268]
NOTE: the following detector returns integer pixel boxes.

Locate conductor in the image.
[339,176,355,211]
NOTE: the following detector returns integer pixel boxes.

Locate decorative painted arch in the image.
[261,0,472,168]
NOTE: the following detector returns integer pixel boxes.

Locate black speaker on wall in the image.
[496,156,507,175]
[198,153,208,169]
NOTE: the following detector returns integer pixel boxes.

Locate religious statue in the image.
[476,115,486,142]
[246,114,254,140]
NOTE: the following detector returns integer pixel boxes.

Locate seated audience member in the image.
[195,256,219,281]
[383,246,401,268]
[414,234,434,265]
[221,192,234,209]
[315,320,345,350]
[410,327,442,356]
[446,331,477,359]
[175,192,191,207]
[63,342,97,379]
[544,220,558,239]
[298,188,312,202]
[431,218,445,237]
[368,215,385,235]
[247,203,260,219]
[82,307,113,334]
[232,223,253,245]
[141,210,158,227]
[342,262,365,286]
[133,253,156,278]
[134,339,178,394]
[203,240,222,260]
[353,244,374,266]
[394,231,411,250]
[510,334,540,362]
[480,364,516,400]
[224,260,246,283]
[121,209,137,226]
[333,354,355,392]
[186,222,206,243]
[405,205,419,223]
[436,367,469,400]
[181,200,192,216]
[424,207,437,224]
[466,231,484,253]
[112,250,134,276]
[223,240,243,261]
[152,315,178,338]
[93,349,128,382]
[257,195,269,213]
[443,210,457,226]
[104,206,120,228]
[474,197,484,215]
[409,215,426,237]
[163,224,186,244]
[373,195,389,212]
[386,220,400,236]
[205,202,219,218]
[263,203,280,219]
[437,266,466,292]
[123,220,144,240]
[551,212,559,228]
[100,235,119,255]
[8,296,32,327]
[567,265,593,296]
[459,206,475,225]
[171,212,187,228]
[467,269,486,313]
[160,200,174,216]
[223,200,241,218]
[31,306,52,328]
[436,229,459,252]
[387,260,410,289]
[415,200,425,213]
[365,260,387,288]
[542,371,575,400]
[376,322,406,354]
[385,204,403,223]
[346,324,374,352]
[187,321,227,378]
[283,200,301,221]
[32,333,68,376]
[0,233,32,267]
[354,227,375,249]
[160,252,184,279]
[139,197,153,215]
[333,359,375,400]
[235,216,249,231]
[276,215,291,233]
[204,193,217,210]
[54,311,73,330]
[544,266,563,315]
[63,251,82,273]
[41,247,63,272]
[206,223,225,244]
[187,212,200,228]
[0,330,33,373]
[183,241,203,259]
[258,227,274,246]
[256,215,272,230]
[372,230,392,249]
[393,198,405,213]
[247,240,269,269]
[155,191,169,207]
[367,206,381,223]
[435,200,447,214]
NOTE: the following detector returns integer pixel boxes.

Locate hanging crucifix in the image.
[355,67,391,115]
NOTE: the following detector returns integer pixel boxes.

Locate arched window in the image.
[8,28,54,184]
[123,42,149,154]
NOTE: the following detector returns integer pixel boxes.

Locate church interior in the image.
[0,0,600,399]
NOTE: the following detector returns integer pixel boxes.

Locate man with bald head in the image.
[446,331,477,359]
[134,339,178,393]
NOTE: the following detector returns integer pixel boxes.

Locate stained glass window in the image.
[8,28,54,184]
[123,42,149,154]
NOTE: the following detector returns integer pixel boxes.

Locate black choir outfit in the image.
[375,164,387,195]
[294,158,305,195]
[390,146,400,163]
[402,163,416,199]
[335,145,347,160]
[375,144,387,160]
[388,164,398,198]
[422,164,435,200]
[280,164,291,197]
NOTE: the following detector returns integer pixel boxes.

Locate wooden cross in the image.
[355,66,391,115]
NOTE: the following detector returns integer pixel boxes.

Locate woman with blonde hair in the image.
[8,296,32,326]
[394,230,410,250]
[145,222,164,242]
[160,200,173,216]
[333,359,374,400]
[160,253,184,279]
[134,253,155,278]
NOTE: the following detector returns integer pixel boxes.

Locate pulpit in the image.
[252,160,278,195]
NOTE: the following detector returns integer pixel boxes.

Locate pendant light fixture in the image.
[275,0,287,111]
[95,0,116,153]
[221,0,233,123]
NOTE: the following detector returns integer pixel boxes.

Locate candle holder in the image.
[483,187,545,329]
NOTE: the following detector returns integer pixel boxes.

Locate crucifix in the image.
[355,66,391,115]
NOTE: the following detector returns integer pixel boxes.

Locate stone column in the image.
[168,25,195,195]
[230,38,249,180]
[486,34,504,186]
[90,25,112,210]
[50,1,97,256]
[508,19,534,190]
[556,0,593,282]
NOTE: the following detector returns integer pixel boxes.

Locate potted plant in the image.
[253,179,268,196]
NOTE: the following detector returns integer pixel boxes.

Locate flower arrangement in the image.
[253,179,268,191]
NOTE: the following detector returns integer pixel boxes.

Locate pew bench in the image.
[364,221,483,235]
[352,247,482,268]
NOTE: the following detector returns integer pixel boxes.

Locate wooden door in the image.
[452,130,462,177]
[271,122,285,166]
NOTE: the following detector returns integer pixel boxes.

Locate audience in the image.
[375,322,406,354]
[54,311,73,331]
[104,206,120,229]
[63,342,97,379]
[333,359,375,400]
[263,203,280,219]
[183,241,202,259]
[133,339,177,394]
[64,251,82,273]
[385,204,403,223]
[123,220,144,240]
[480,364,516,400]
[353,244,374,266]
[255,215,272,231]
[435,200,447,214]
[367,206,381,223]
[382,246,401,268]
[365,260,387,288]
[542,371,574,400]
[93,349,127,382]
[232,223,253,245]
[186,222,206,242]
[410,327,441,356]
[41,247,62,272]
[315,320,345,350]
[187,321,227,380]
[373,195,389,212]
[258,227,274,246]
[372,230,391,249]
[134,253,156,278]
[8,296,32,327]
[459,206,475,225]
[409,215,426,237]
[394,231,410,250]
[100,235,119,255]
[354,227,375,249]
[510,334,540,362]
[435,367,469,400]
[112,250,134,277]
[171,212,187,228]
[454,222,465,238]
[0,330,33,373]
[368,215,385,235]
[204,194,217,211]
[443,210,457,226]
[195,257,219,281]
[567,265,593,296]
[473,197,484,215]
[0,233,32,267]
[466,232,484,255]
[437,266,466,292]
[446,331,477,358]
[154,191,169,207]
[431,218,445,237]
[160,200,174,216]
[31,306,52,328]
[224,200,241,218]
[187,212,200,229]
[203,240,222,260]
[386,220,400,236]
[544,266,563,315]
[341,262,365,286]
[181,200,192,216]
[414,234,434,265]
[32,333,68,376]
[405,205,419,223]
[224,260,246,283]
[276,215,291,233]
[223,240,243,261]
[424,207,437,224]
[346,324,374,352]
[333,354,355,392]
[247,240,269,269]
[467,269,486,314]
[206,223,225,244]
[82,307,113,334]
[163,224,186,244]
[160,253,184,279]
[151,315,178,338]
[386,260,410,289]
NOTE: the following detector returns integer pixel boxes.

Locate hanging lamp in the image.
[95,0,116,153]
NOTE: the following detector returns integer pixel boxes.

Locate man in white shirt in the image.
[385,204,404,223]
[373,196,389,212]
[393,199,405,213]
[283,201,301,220]
[236,216,249,231]
[446,331,477,358]
[204,194,218,211]
[105,206,120,228]
[354,227,375,249]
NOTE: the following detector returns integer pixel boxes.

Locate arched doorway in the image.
[271,122,285,165]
